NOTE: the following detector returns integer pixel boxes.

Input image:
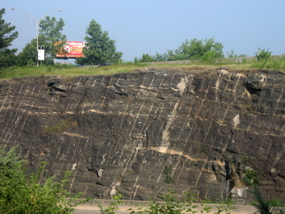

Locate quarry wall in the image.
[0,67,284,202]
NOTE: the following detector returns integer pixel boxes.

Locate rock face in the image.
[0,68,285,202]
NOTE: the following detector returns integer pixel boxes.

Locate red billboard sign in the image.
[56,41,86,58]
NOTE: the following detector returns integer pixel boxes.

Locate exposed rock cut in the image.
[0,68,285,202]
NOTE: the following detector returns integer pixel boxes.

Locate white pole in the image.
[36,19,39,66]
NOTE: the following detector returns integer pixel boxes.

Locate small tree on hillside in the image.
[0,8,18,68]
[39,16,67,60]
[76,19,123,65]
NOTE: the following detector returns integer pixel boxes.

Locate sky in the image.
[1,0,285,62]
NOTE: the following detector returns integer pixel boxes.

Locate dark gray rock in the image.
[0,68,284,203]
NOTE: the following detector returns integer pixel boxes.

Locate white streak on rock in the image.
[177,77,188,96]
[101,154,107,165]
[161,77,188,151]
[110,186,116,199]
[161,102,179,151]
[71,163,77,170]
[233,114,240,128]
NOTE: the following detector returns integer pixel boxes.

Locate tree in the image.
[18,16,67,66]
[0,8,18,68]
[76,19,122,65]
[175,37,224,60]
[39,16,67,60]
[138,37,224,63]
[141,53,154,62]
[164,49,180,61]
[153,52,168,62]
[17,37,45,66]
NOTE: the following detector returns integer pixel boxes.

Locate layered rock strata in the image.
[0,68,284,202]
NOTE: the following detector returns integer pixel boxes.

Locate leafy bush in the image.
[163,164,175,184]
[252,186,273,214]
[201,51,217,62]
[251,186,285,214]
[255,48,272,61]
[133,37,224,63]
[243,166,258,187]
[175,37,224,60]
[141,54,155,62]
[98,194,124,214]
[0,50,18,69]
[127,190,233,214]
[128,190,199,214]
[0,146,89,213]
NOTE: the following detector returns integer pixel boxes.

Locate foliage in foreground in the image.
[0,146,89,214]
[99,190,233,214]
[98,194,125,214]
[252,186,285,214]
[100,188,285,214]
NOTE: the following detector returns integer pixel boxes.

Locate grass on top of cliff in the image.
[1,56,285,79]
[0,63,148,79]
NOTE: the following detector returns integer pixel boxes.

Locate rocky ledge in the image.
[0,67,284,202]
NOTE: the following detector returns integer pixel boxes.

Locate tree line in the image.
[0,8,123,68]
[135,37,225,63]
[1,7,262,70]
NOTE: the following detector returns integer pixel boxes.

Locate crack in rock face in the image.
[0,68,285,203]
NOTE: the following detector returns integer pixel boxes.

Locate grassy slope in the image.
[0,56,284,79]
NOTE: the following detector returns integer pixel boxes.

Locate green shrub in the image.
[252,186,272,214]
[243,167,258,187]
[98,193,124,214]
[255,48,272,61]
[269,197,283,207]
[251,186,285,214]
[0,146,89,213]
[128,189,233,214]
[128,190,199,214]
[163,164,174,184]
[201,51,217,62]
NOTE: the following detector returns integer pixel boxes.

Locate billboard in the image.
[56,41,86,59]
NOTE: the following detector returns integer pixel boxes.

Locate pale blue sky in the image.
[1,0,285,61]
